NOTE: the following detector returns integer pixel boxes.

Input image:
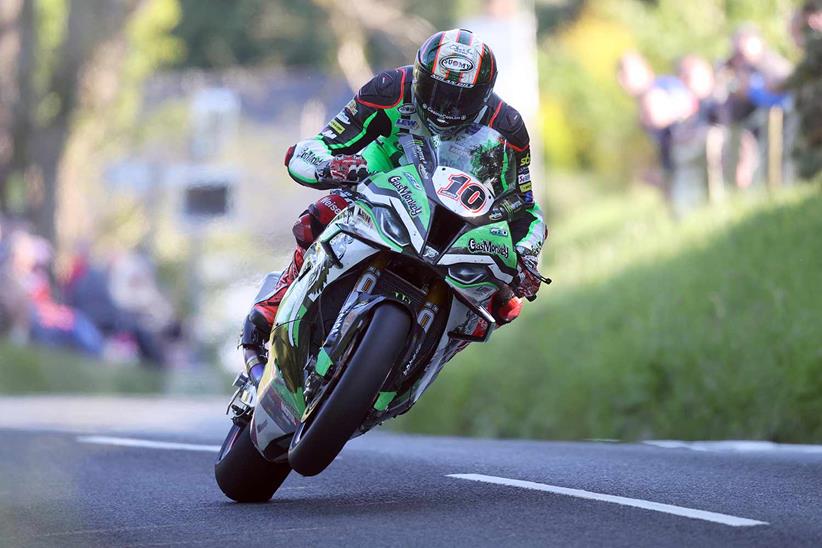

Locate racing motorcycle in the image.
[215,126,549,502]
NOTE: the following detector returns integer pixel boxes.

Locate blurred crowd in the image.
[0,219,182,368]
[617,11,818,217]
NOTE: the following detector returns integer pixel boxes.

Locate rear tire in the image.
[214,420,290,502]
[288,303,411,476]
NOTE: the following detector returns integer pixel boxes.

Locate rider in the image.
[240,29,547,373]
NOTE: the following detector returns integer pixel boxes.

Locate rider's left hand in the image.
[514,254,541,300]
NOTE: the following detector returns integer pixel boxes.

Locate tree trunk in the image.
[27,0,134,242]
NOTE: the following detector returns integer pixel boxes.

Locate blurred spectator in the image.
[617,51,655,98]
[10,229,103,356]
[678,55,719,122]
[677,55,725,202]
[64,244,167,367]
[716,24,793,188]
[618,52,700,215]
[0,220,30,340]
[109,247,178,341]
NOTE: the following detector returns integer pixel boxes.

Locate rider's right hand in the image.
[316,155,369,185]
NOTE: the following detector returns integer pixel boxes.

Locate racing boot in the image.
[240,247,305,385]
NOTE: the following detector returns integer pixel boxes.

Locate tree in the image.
[0,0,140,242]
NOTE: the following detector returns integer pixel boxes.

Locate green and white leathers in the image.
[286,59,546,263]
[243,126,547,479]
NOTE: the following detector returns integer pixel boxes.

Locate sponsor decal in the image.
[488,194,525,221]
[298,148,325,166]
[450,44,475,56]
[489,226,509,237]
[387,175,423,217]
[439,55,475,73]
[519,152,531,167]
[336,111,350,125]
[345,99,358,116]
[517,172,532,193]
[329,119,345,134]
[402,171,423,191]
[398,103,416,115]
[355,206,374,228]
[321,129,336,140]
[468,238,510,259]
[320,196,343,214]
[396,118,418,129]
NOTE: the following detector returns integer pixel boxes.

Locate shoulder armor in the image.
[356,66,411,110]
[487,95,530,151]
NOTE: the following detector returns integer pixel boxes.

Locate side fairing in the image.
[437,222,517,305]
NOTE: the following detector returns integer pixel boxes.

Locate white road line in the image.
[448,473,768,527]
[645,440,822,454]
[77,436,220,453]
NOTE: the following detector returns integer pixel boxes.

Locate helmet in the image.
[413,29,497,134]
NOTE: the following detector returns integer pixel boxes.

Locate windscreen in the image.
[434,124,516,196]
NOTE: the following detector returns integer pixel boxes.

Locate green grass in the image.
[395,183,822,442]
[0,343,167,394]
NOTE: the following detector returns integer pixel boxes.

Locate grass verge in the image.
[395,183,822,442]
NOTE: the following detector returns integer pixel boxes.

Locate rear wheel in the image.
[288,303,411,476]
[214,419,290,502]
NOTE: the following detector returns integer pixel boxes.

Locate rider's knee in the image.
[292,194,351,248]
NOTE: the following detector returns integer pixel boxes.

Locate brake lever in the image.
[523,260,552,286]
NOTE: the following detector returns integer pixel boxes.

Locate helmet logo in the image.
[439,55,474,72]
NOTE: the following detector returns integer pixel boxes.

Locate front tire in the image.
[214,420,290,502]
[288,302,411,476]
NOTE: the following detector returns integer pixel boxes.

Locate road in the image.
[1,396,821,547]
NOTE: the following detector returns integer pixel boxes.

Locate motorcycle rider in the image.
[240,29,547,377]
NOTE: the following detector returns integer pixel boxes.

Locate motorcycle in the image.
[215,125,549,502]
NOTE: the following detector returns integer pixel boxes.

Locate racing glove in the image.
[514,251,542,300]
[491,286,523,325]
[316,154,369,185]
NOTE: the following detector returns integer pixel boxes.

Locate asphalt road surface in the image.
[1,396,821,547]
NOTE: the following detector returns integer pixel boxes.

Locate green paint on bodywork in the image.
[373,391,397,411]
[453,222,517,269]
[369,165,431,228]
[315,348,333,376]
[274,381,305,417]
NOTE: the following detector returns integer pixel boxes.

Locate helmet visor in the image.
[414,67,490,128]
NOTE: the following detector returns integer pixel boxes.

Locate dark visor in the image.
[414,69,490,123]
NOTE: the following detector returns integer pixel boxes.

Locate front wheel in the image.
[288,302,411,476]
[214,419,290,502]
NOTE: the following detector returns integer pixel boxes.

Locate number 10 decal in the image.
[437,174,488,212]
